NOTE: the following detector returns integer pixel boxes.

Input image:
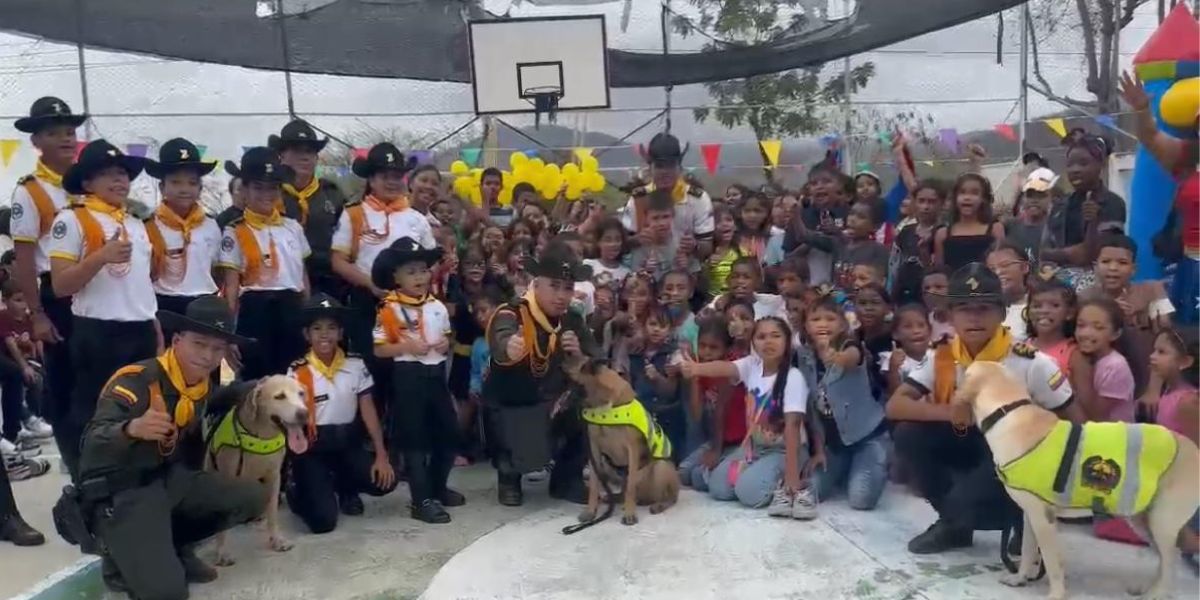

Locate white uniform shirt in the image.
[47,208,157,322]
[10,176,72,274]
[329,203,436,275]
[217,219,310,293]
[152,215,221,297]
[1004,302,1029,342]
[904,341,1073,411]
[620,185,715,238]
[373,298,452,366]
[287,354,373,427]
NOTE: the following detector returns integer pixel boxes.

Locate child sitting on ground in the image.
[679,317,747,492]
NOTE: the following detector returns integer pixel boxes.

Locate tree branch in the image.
[1075,0,1102,96]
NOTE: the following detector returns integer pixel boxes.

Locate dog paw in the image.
[648,502,671,514]
[1046,587,1067,600]
[620,513,638,526]
[213,554,235,568]
[269,536,293,552]
[999,574,1028,588]
[577,509,596,523]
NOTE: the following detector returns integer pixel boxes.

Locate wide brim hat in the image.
[224,146,295,185]
[523,242,592,282]
[14,96,88,134]
[145,137,217,179]
[934,262,1004,306]
[645,132,689,165]
[370,236,443,291]
[157,295,253,345]
[352,142,418,179]
[62,140,148,196]
[298,292,354,327]
[268,119,329,152]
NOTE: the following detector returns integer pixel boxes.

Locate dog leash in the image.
[561,434,616,535]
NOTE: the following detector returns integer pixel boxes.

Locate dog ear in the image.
[247,379,264,420]
[582,357,609,375]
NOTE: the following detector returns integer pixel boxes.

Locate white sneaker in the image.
[792,487,819,520]
[0,437,15,458]
[766,487,794,518]
[22,416,53,439]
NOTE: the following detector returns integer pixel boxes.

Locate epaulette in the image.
[1011,341,1038,359]
[16,174,34,185]
[227,215,245,227]
[687,183,704,197]
[344,196,363,207]
[290,356,309,369]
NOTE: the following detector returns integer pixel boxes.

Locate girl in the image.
[681,317,811,517]
[583,217,630,289]
[705,204,742,298]
[709,257,787,321]
[1075,296,1135,422]
[1024,276,1095,412]
[771,191,800,235]
[921,266,954,343]
[799,296,888,511]
[933,173,1004,270]
[985,242,1032,341]
[854,283,893,396]
[501,239,535,297]
[854,171,882,205]
[608,272,655,375]
[724,299,755,358]
[478,224,506,269]
[628,305,683,457]
[884,303,933,396]
[506,219,535,248]
[736,192,779,264]
[679,317,747,492]
[1043,132,1125,290]
[891,180,944,305]
[407,164,443,216]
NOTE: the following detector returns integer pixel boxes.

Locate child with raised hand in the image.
[707,256,787,321]
[723,299,756,358]
[706,204,743,298]
[680,317,811,517]
[1075,296,1136,422]
[659,269,699,351]
[607,272,655,375]
[891,180,944,305]
[628,305,684,458]
[884,303,933,396]
[583,217,630,290]
[933,173,1004,270]
[783,162,851,286]
[679,318,747,491]
[1024,276,1094,407]
[736,192,784,266]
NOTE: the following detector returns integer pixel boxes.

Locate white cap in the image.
[1023,167,1058,193]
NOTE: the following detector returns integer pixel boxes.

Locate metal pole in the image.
[276,0,297,117]
[842,0,852,173]
[661,0,672,133]
[1018,2,1029,157]
[74,0,93,140]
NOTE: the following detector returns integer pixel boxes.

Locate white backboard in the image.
[468,15,611,115]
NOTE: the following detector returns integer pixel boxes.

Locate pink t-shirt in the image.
[1156,382,1198,437]
[1093,351,1136,422]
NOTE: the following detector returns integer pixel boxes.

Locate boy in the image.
[625,189,701,282]
[466,285,507,463]
[784,167,852,286]
[479,168,513,227]
[0,280,49,447]
[1004,168,1060,265]
[830,201,889,292]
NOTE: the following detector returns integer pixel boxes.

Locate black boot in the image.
[548,457,588,505]
[497,472,523,507]
[439,489,466,507]
[429,451,463,508]
[410,499,450,524]
[101,556,129,594]
[339,493,364,516]
[0,512,44,546]
[178,545,218,583]
[404,452,451,523]
[907,519,973,554]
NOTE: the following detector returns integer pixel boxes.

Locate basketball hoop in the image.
[523,86,563,128]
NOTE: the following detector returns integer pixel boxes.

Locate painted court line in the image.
[10,556,98,600]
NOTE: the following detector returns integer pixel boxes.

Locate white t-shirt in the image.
[151,214,221,297]
[904,341,1073,411]
[705,293,789,321]
[583,258,629,289]
[10,175,73,274]
[733,354,808,415]
[330,203,436,275]
[572,280,595,317]
[287,354,374,427]
[1004,302,1028,342]
[373,298,452,365]
[879,349,934,380]
[218,219,311,293]
[47,208,157,322]
[620,185,715,238]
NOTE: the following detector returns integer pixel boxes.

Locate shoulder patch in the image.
[51,220,68,240]
[10,202,23,220]
[1011,341,1038,358]
[289,357,309,369]
[221,235,235,252]
[687,184,704,197]
[344,197,363,208]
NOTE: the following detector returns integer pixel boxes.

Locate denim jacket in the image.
[794,344,886,447]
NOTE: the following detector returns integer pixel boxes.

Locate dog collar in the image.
[979,399,1032,434]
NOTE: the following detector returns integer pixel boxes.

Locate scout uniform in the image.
[620,132,715,240]
[484,244,597,506]
[143,138,222,329]
[48,141,159,479]
[268,119,347,298]
[72,297,265,599]
[370,237,461,524]
[218,147,311,379]
[286,294,396,533]
[9,96,87,475]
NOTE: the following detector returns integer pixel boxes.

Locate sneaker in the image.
[791,487,819,520]
[766,487,794,518]
[12,438,41,458]
[6,457,50,481]
[0,438,14,458]
[907,519,973,554]
[21,417,53,439]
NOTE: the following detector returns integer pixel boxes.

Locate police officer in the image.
[886,263,1086,555]
[268,119,347,298]
[620,132,715,259]
[484,241,596,506]
[71,296,265,598]
[9,96,87,474]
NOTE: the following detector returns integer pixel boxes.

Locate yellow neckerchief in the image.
[155,203,206,242]
[156,348,209,427]
[647,179,688,203]
[243,207,283,229]
[378,292,430,343]
[34,159,65,189]
[522,289,558,335]
[82,195,126,221]
[306,349,345,381]
[281,176,320,224]
[75,196,128,259]
[933,327,1012,405]
[387,291,431,307]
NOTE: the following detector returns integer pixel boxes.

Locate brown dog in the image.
[566,357,680,526]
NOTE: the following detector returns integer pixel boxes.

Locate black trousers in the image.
[487,403,588,496]
[346,287,390,415]
[236,290,305,380]
[40,275,76,468]
[286,423,396,533]
[0,454,16,519]
[65,317,157,481]
[0,355,43,442]
[390,362,457,504]
[892,421,1019,531]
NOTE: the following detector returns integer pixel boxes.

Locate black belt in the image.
[78,465,169,502]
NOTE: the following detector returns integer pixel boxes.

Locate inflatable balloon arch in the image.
[449,151,607,207]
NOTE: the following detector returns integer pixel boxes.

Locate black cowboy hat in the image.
[157,295,254,345]
[224,146,295,185]
[645,132,689,166]
[370,237,443,291]
[298,292,353,327]
[935,262,1004,306]
[14,96,88,134]
[352,142,418,178]
[523,241,592,283]
[62,140,149,196]
[268,119,329,152]
[145,138,217,179]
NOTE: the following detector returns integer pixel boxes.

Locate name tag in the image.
[314,394,329,404]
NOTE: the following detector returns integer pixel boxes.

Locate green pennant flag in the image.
[461,147,482,166]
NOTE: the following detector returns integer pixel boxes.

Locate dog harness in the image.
[581,399,672,460]
[997,420,1178,516]
[207,408,285,456]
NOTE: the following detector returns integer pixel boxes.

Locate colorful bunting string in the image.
[125,143,148,158]
[938,128,959,151]
[196,144,208,158]
[352,147,368,160]
[461,147,482,167]
[759,140,782,168]
[993,123,1017,142]
[699,143,721,175]
[1044,118,1067,138]
[1094,114,1117,130]
[0,140,18,167]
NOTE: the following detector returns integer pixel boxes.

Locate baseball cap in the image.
[1022,167,1058,193]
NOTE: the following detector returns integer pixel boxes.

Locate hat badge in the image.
[298,132,308,139]
[106,149,117,157]
[179,148,190,160]
[51,101,64,114]
[967,277,979,291]
[214,320,226,329]
[265,163,274,174]
[385,152,395,163]
[319,299,332,308]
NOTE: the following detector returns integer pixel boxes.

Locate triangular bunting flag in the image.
[196,144,207,158]
[75,141,87,160]
[1094,114,1117,130]
[994,123,1017,142]
[461,147,482,167]
[759,140,782,168]
[125,143,148,158]
[877,131,892,145]
[1044,118,1067,139]
[699,143,721,175]
[856,162,871,172]
[352,147,368,160]
[572,147,593,162]
[523,149,539,158]
[938,128,959,151]
[409,150,432,165]
[0,139,19,167]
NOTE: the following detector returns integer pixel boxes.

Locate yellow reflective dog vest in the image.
[208,409,286,456]
[997,420,1178,516]
[581,399,673,460]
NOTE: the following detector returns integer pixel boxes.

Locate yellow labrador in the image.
[205,376,310,565]
[955,361,1199,600]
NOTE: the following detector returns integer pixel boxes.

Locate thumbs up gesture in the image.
[100,229,132,264]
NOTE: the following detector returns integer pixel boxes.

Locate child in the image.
[506,219,535,248]
[921,266,954,343]
[736,192,783,266]
[706,204,742,298]
[985,242,1032,341]
[708,257,787,321]
[679,317,747,491]
[1024,276,1095,411]
[583,217,630,289]
[659,270,698,351]
[854,283,893,396]
[884,303,933,395]
[891,180,943,304]
[849,260,885,293]
[467,285,507,458]
[799,295,889,511]
[479,224,506,269]
[771,191,799,236]
[628,305,683,458]
[933,173,1004,270]
[1075,296,1136,422]
[783,163,851,286]
[784,295,806,351]
[773,256,810,299]
[446,244,505,427]
[0,281,48,444]
[832,201,890,291]
[626,189,700,281]
[1004,168,1060,264]
[371,237,460,524]
[1044,132,1126,288]
[680,317,811,517]
[608,273,655,375]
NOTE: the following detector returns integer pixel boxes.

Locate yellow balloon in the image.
[509,152,528,169]
[1161,77,1200,130]
[468,186,482,207]
[529,158,545,170]
[562,163,580,178]
[499,188,513,207]
[450,160,469,176]
[565,184,583,201]
[539,181,558,200]
[470,168,483,181]
[581,155,599,173]
[587,172,606,192]
[544,163,561,178]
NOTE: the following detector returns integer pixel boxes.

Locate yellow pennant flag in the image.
[0,139,18,168]
[572,147,593,162]
[1044,118,1067,139]
[759,140,782,168]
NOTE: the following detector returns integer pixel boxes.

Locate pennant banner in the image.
[699,143,721,175]
[855,161,871,173]
[523,149,539,158]
[125,143,148,158]
[759,140,782,168]
[1044,118,1067,139]
[409,150,432,165]
[937,128,959,151]
[75,141,87,160]
[994,123,1017,142]
[461,147,482,167]
[196,144,208,158]
[0,139,18,167]
[1094,114,1116,130]
[877,131,892,145]
[352,147,369,160]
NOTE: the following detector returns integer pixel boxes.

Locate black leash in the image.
[561,436,617,535]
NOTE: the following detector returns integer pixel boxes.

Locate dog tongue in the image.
[285,425,309,454]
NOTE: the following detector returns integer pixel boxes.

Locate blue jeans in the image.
[709,445,807,508]
[678,443,735,492]
[812,434,888,511]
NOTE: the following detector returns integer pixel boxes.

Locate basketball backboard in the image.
[468,15,611,117]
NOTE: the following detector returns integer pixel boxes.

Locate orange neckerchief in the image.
[358,194,411,246]
[364,193,410,213]
[280,176,319,224]
[156,348,209,428]
[234,208,282,285]
[376,292,431,344]
[295,349,346,440]
[148,203,207,281]
[932,328,1013,405]
[34,159,65,189]
[75,196,127,259]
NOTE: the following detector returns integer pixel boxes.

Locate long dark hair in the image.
[1023,276,1077,340]
[949,172,995,226]
[753,316,796,428]
[1156,327,1200,388]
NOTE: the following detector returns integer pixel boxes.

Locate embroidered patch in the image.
[10,202,23,220]
[1048,369,1065,390]
[51,220,68,239]
[221,236,235,251]
[1081,455,1121,494]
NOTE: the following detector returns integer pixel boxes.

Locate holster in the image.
[52,484,102,555]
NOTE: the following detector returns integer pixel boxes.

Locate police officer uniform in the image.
[484,243,596,506]
[9,96,87,474]
[286,294,397,533]
[48,141,159,478]
[143,138,222,332]
[71,297,265,599]
[620,132,715,241]
[218,147,311,379]
[268,120,347,299]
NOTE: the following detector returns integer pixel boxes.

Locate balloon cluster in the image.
[449,152,607,206]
